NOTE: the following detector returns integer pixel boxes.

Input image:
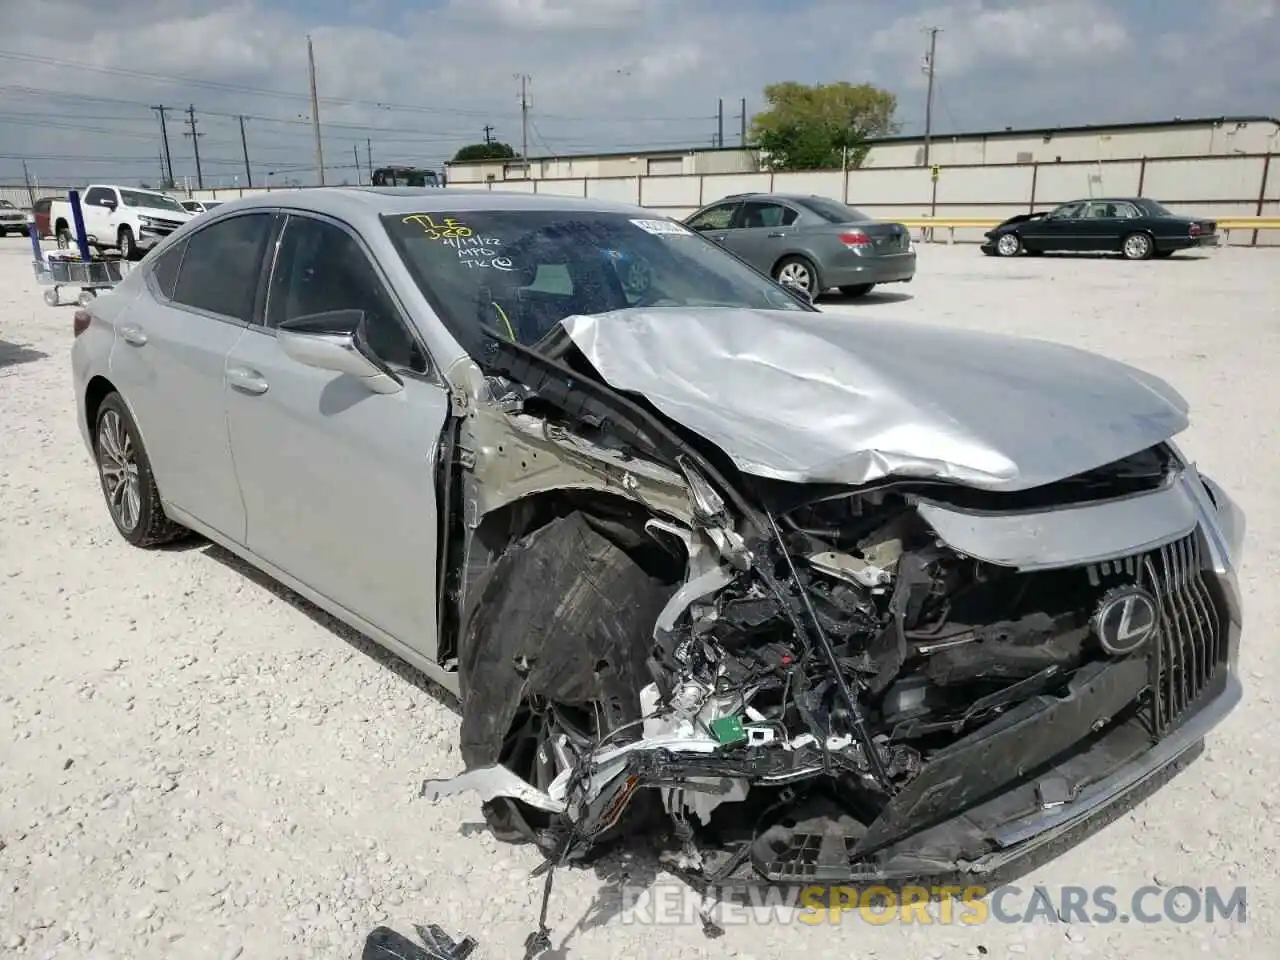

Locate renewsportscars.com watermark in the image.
[619,883,1247,927]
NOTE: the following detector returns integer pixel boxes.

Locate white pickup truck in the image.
[48,185,194,259]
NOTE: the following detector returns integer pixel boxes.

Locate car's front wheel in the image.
[458,511,673,854]
[94,393,188,547]
[118,226,138,260]
[774,255,821,298]
[996,233,1022,257]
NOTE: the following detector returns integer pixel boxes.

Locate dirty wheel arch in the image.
[457,510,675,851]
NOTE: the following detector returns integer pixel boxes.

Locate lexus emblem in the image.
[1092,585,1160,655]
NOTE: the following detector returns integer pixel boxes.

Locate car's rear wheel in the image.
[94,393,188,547]
[1122,232,1154,260]
[55,224,72,249]
[996,233,1022,257]
[774,255,821,298]
[458,511,674,855]
[839,284,875,298]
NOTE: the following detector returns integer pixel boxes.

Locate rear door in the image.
[222,211,450,660]
[106,212,275,540]
[724,200,800,272]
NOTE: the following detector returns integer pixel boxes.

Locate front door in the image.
[106,212,275,540]
[1023,201,1087,252]
[80,186,117,245]
[223,211,451,659]
[685,200,742,248]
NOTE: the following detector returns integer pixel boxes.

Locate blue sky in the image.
[0,0,1277,187]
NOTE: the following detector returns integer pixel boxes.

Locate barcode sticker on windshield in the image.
[631,218,691,236]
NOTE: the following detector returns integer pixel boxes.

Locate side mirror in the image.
[101,198,117,209]
[277,309,404,395]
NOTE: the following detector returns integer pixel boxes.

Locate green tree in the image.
[750,81,898,171]
[452,141,518,162]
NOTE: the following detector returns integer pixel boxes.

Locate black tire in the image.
[118,226,138,260]
[458,511,674,854]
[55,224,72,249]
[1121,231,1155,261]
[773,255,821,298]
[839,284,875,298]
[93,393,188,547]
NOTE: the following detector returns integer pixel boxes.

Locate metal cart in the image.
[33,254,131,307]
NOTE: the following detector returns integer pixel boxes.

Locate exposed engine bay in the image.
[420,321,1238,905]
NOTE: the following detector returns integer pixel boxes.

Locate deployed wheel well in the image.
[84,375,118,439]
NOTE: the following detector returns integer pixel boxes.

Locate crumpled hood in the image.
[561,308,1189,491]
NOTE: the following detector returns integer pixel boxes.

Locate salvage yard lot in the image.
[1,235,1277,959]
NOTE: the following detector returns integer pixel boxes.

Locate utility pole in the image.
[306,34,325,185]
[152,105,175,187]
[483,124,495,146]
[922,26,940,166]
[183,105,204,190]
[366,138,373,176]
[353,143,362,185]
[238,115,254,188]
[717,99,724,149]
[515,74,531,175]
[739,97,747,146]
[21,159,34,206]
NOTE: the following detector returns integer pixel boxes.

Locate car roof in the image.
[717,192,841,204]
[214,187,651,221]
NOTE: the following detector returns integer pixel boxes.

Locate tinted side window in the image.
[150,239,187,300]
[686,202,739,231]
[740,202,797,228]
[266,216,427,373]
[171,213,272,322]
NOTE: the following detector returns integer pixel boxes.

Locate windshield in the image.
[797,196,870,223]
[119,189,186,213]
[383,209,809,357]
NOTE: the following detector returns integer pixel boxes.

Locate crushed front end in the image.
[425,426,1244,883]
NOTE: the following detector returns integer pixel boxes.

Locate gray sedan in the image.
[683,192,916,298]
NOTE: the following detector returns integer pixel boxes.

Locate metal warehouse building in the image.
[444,115,1280,183]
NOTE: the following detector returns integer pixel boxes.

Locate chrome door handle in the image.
[226,366,269,395]
[767,232,785,238]
[711,233,727,242]
[119,324,147,346]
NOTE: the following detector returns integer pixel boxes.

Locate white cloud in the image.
[0,0,1275,188]
[870,1,1130,85]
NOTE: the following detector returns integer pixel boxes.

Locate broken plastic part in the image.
[710,715,746,744]
[420,765,568,814]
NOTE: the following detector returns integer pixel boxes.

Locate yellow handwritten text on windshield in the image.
[402,214,473,240]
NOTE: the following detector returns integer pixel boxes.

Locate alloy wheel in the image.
[498,696,599,826]
[777,260,813,293]
[97,409,141,533]
[997,234,1020,256]
[1124,234,1152,260]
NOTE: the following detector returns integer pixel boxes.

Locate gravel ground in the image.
[1,235,1277,960]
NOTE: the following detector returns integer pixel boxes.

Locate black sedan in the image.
[981,197,1218,260]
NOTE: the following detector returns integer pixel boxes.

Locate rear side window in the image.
[150,239,187,300]
[171,213,272,322]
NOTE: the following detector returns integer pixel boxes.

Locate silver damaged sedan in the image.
[71,188,1246,884]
